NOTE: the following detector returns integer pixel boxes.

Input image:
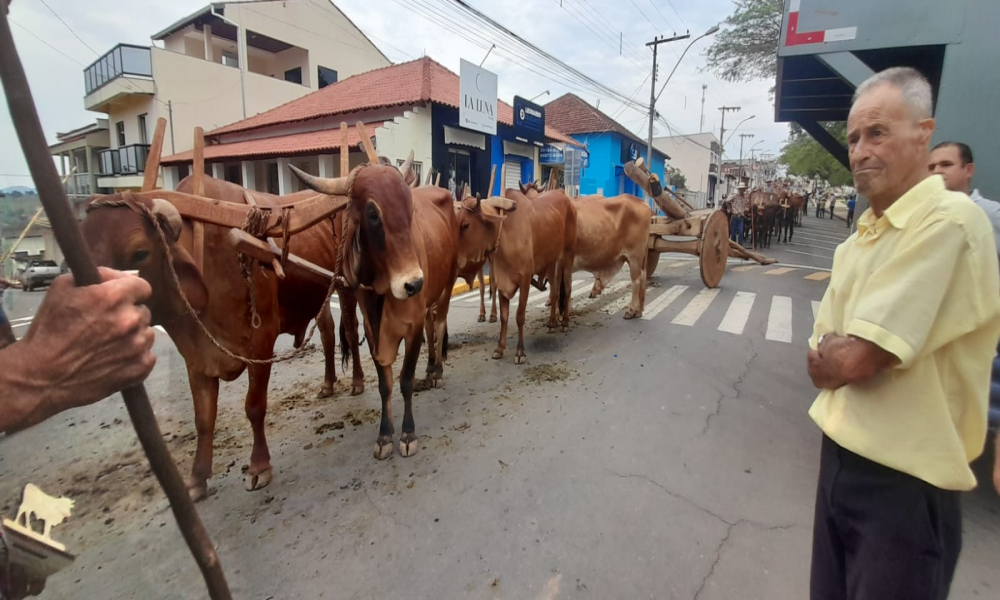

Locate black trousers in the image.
[810,435,962,600]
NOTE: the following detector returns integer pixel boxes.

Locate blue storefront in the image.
[568,132,667,198]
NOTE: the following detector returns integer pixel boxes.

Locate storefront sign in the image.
[539,144,564,165]
[513,96,545,144]
[620,139,639,164]
[459,59,497,135]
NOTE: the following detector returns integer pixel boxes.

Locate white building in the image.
[68,0,389,191]
[653,132,721,205]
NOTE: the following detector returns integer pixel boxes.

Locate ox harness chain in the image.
[85,171,368,365]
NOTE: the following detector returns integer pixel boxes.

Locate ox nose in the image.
[404,278,424,297]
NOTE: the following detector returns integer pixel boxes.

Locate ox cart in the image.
[622,158,776,288]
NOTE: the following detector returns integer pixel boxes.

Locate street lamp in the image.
[724,115,755,146]
[654,25,720,104]
[529,90,550,102]
[645,24,720,181]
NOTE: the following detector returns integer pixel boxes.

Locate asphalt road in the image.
[1,210,998,600]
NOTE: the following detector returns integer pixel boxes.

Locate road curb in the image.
[452,275,489,296]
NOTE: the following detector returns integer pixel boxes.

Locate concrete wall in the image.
[149,48,306,153]
[375,104,434,174]
[654,134,717,194]
[932,0,1000,199]
[574,132,666,198]
[222,0,390,90]
[107,95,159,149]
[269,46,310,86]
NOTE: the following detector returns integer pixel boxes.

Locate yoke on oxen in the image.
[622,158,776,289]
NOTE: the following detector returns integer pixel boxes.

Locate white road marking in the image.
[12,321,30,329]
[718,292,756,335]
[783,249,834,260]
[811,300,821,320]
[452,290,479,303]
[10,315,34,324]
[672,288,719,326]
[766,296,793,343]
[641,285,688,321]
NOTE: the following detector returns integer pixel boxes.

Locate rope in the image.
[238,205,269,330]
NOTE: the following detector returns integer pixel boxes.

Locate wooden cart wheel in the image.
[699,210,729,288]
[645,249,661,277]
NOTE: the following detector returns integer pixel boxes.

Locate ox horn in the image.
[150,197,183,242]
[484,197,517,212]
[475,193,482,212]
[398,150,414,177]
[288,164,349,195]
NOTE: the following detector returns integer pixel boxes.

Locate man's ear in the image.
[967,161,976,182]
[169,243,209,312]
[918,117,936,146]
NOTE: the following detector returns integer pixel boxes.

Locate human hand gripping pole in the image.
[0,2,233,598]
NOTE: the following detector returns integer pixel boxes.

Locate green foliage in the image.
[779,123,853,186]
[704,0,784,83]
[0,194,42,232]
[668,171,687,190]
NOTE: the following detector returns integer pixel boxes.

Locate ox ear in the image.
[453,201,464,216]
[151,198,182,242]
[168,243,209,312]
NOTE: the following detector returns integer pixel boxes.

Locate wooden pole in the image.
[0,5,233,598]
[141,118,167,191]
[189,127,205,271]
[434,172,441,187]
[340,122,350,176]
[356,122,379,163]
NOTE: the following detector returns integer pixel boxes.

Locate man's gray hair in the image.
[853,67,933,119]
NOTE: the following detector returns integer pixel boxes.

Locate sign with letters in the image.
[459,59,497,135]
[513,95,545,144]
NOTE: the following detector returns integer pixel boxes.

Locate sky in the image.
[0,0,789,190]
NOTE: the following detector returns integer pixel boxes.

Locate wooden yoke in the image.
[189,126,205,271]
[623,159,689,220]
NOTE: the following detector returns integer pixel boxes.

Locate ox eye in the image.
[460,222,471,232]
[366,205,380,227]
[131,249,150,264]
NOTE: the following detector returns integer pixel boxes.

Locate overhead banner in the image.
[459,59,497,135]
[513,95,545,144]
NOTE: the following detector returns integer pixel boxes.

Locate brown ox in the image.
[520,184,651,318]
[480,185,576,363]
[292,165,459,460]
[82,176,364,501]
[454,195,504,324]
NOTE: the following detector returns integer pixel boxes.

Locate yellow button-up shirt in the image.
[809,175,1000,491]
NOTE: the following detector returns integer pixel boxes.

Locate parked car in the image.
[18,259,60,291]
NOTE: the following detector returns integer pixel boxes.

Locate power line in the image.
[628,0,662,35]
[660,0,690,30]
[575,0,651,61]
[8,19,84,66]
[39,0,101,56]
[645,0,677,34]
[554,0,648,68]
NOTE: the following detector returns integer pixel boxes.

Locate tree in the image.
[668,171,687,190]
[779,123,853,186]
[704,0,783,84]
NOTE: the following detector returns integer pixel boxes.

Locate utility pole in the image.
[718,105,740,194]
[645,32,691,183]
[699,84,706,133]
[738,133,754,170]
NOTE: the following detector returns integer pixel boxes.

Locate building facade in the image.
[47,120,111,203]
[544,94,668,199]
[69,0,389,191]
[158,57,581,198]
[652,132,720,204]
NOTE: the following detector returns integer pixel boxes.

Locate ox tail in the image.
[557,274,568,317]
[443,326,449,361]
[339,319,350,371]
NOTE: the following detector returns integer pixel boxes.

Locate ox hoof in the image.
[588,292,598,299]
[492,349,504,360]
[244,467,273,492]
[374,437,394,460]
[623,310,641,320]
[399,434,419,457]
[514,353,526,365]
[489,315,497,323]
[351,381,365,396]
[185,478,209,503]
[317,385,335,399]
[478,315,486,323]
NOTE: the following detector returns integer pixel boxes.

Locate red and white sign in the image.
[785,0,858,47]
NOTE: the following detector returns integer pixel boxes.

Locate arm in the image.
[0,269,156,433]
[807,333,900,390]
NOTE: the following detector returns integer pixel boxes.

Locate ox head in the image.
[291,163,424,300]
[83,194,209,323]
[518,181,544,199]
[454,193,512,272]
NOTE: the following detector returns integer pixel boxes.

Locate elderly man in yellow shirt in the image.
[807,67,1000,600]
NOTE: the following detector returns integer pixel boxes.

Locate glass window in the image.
[138,114,148,145]
[120,46,152,76]
[284,67,302,85]
[222,51,239,68]
[317,66,338,89]
[116,121,126,147]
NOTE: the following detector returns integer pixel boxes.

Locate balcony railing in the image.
[64,174,92,197]
[84,44,152,95]
[99,144,151,176]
